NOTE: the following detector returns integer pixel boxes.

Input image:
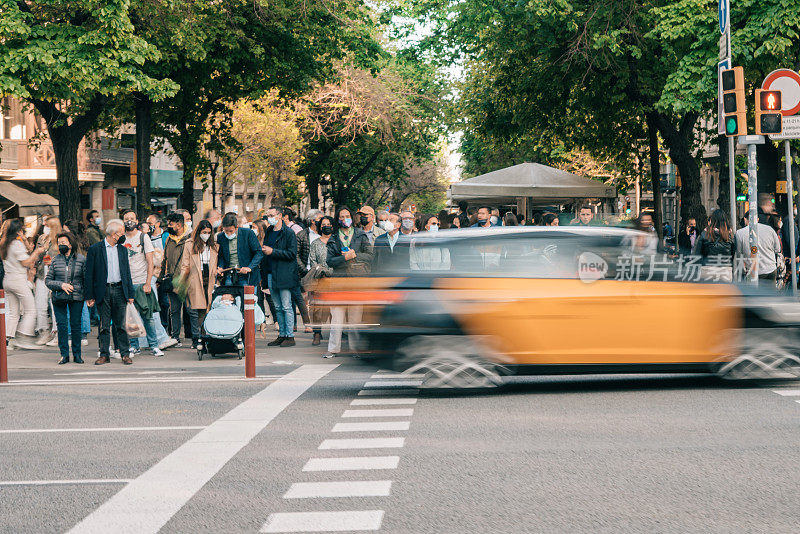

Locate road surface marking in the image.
[351,398,417,406]
[363,380,423,388]
[0,479,131,486]
[0,426,206,434]
[319,438,405,450]
[261,510,384,532]
[283,480,392,499]
[369,373,424,379]
[332,421,411,432]
[342,408,414,418]
[358,388,418,396]
[303,456,400,472]
[773,390,800,396]
[4,376,280,387]
[67,364,337,534]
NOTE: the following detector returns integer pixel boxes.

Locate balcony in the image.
[0,140,20,170]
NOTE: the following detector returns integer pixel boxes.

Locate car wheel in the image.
[395,335,504,389]
[718,328,800,380]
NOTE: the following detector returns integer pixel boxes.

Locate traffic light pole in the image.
[785,140,797,296]
[728,137,736,230]
[740,136,766,284]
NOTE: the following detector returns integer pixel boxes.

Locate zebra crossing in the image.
[260,371,419,533]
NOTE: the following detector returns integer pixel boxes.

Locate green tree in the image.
[0,0,175,221]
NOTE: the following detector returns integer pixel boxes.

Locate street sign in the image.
[762,69,800,116]
[770,115,800,140]
[777,181,788,194]
[719,0,729,34]
[738,135,766,145]
[717,59,731,134]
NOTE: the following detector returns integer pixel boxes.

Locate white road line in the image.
[363,380,423,388]
[0,426,206,434]
[283,480,392,499]
[351,398,417,406]
[332,421,411,432]
[319,438,405,450]
[303,456,400,472]
[261,510,384,532]
[773,390,800,396]
[67,364,337,534]
[369,373,424,379]
[4,376,280,387]
[358,389,418,396]
[342,408,414,418]
[0,479,131,486]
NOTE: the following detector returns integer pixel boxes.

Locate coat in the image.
[260,225,300,289]
[45,253,86,302]
[216,227,264,286]
[372,233,410,273]
[84,239,135,302]
[296,228,311,276]
[326,228,374,275]
[181,241,219,310]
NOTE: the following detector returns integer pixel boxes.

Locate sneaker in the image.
[322,352,336,359]
[81,338,89,346]
[13,334,40,350]
[159,338,179,350]
[110,350,121,360]
[35,330,53,345]
[129,347,141,356]
[280,338,296,347]
[152,348,165,357]
[45,336,59,347]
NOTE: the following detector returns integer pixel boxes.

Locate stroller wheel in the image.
[238,348,243,360]
[197,349,203,361]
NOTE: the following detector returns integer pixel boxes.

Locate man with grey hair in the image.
[297,209,324,273]
[84,219,136,365]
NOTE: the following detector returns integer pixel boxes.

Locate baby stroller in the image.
[197,268,247,361]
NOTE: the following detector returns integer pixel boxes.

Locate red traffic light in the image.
[759,90,781,111]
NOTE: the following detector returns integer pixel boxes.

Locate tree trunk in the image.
[134,93,153,219]
[49,129,82,223]
[655,112,706,227]
[306,173,320,210]
[646,113,663,240]
[181,160,196,212]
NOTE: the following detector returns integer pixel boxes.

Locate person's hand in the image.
[87,299,95,307]
[128,298,134,304]
[143,284,152,294]
[44,256,52,266]
[61,283,74,294]
[344,249,357,261]
[262,245,273,255]
[217,267,225,276]
[239,267,251,274]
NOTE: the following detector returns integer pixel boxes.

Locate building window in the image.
[1,97,25,140]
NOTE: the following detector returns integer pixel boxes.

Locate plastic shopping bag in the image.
[125,302,147,338]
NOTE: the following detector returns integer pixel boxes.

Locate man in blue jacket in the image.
[216,212,264,286]
[84,220,136,365]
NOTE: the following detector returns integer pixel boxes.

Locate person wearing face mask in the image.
[677,218,698,256]
[409,214,451,271]
[307,216,335,346]
[358,206,385,245]
[45,232,86,364]
[323,206,374,358]
[33,216,63,345]
[119,210,165,357]
[85,210,105,246]
[181,220,219,328]
[216,212,264,289]
[260,207,301,347]
[84,220,136,365]
[399,211,416,236]
[471,206,496,228]
[373,213,411,274]
[159,212,201,348]
[205,209,223,231]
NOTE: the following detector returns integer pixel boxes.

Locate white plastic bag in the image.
[125,302,147,338]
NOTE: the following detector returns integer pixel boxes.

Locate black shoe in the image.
[312,333,322,346]
[191,339,199,350]
[73,356,84,364]
[280,338,296,347]
[58,357,69,365]
[267,336,286,347]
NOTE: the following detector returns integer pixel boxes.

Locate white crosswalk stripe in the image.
[342,408,414,418]
[358,389,418,396]
[350,398,417,406]
[332,421,411,432]
[261,510,384,532]
[303,456,400,472]
[318,438,405,450]
[283,480,392,499]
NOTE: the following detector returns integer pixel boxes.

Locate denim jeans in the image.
[66,302,91,337]
[52,300,82,360]
[267,274,294,338]
[128,283,160,352]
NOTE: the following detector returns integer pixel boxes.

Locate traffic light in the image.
[721,66,746,136]
[755,89,782,135]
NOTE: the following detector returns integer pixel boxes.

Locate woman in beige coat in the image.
[181,219,219,327]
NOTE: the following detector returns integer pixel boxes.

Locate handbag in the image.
[301,264,327,290]
[51,256,77,303]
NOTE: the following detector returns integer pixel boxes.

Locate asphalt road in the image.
[2,338,800,533]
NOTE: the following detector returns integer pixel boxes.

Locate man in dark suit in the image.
[373,213,410,273]
[84,220,136,365]
[216,212,264,286]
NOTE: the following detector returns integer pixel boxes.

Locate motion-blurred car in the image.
[313,226,800,388]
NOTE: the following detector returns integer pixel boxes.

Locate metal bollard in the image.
[0,290,7,383]
[243,285,256,378]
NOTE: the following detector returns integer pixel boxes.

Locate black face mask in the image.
[321,226,333,236]
[124,220,138,231]
[166,227,176,236]
[58,245,70,255]
[360,216,370,227]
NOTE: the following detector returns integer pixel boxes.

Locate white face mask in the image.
[94,217,102,226]
[200,233,210,242]
[379,220,395,232]
[428,224,439,233]
[43,227,50,236]
[225,231,236,240]
[401,219,414,231]
[267,217,278,227]
[212,219,221,229]
[185,220,193,230]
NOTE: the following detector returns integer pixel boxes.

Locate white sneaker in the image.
[159,338,179,350]
[322,352,336,359]
[81,338,88,346]
[45,336,59,347]
[110,350,121,360]
[35,331,53,345]
[129,347,141,356]
[152,348,165,357]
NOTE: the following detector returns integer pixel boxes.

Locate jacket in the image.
[216,227,264,286]
[296,228,311,276]
[162,231,190,279]
[133,284,161,320]
[181,241,218,310]
[84,239,135,302]
[372,233,410,274]
[261,225,300,290]
[692,229,735,265]
[326,228,374,275]
[85,224,104,246]
[45,253,86,302]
